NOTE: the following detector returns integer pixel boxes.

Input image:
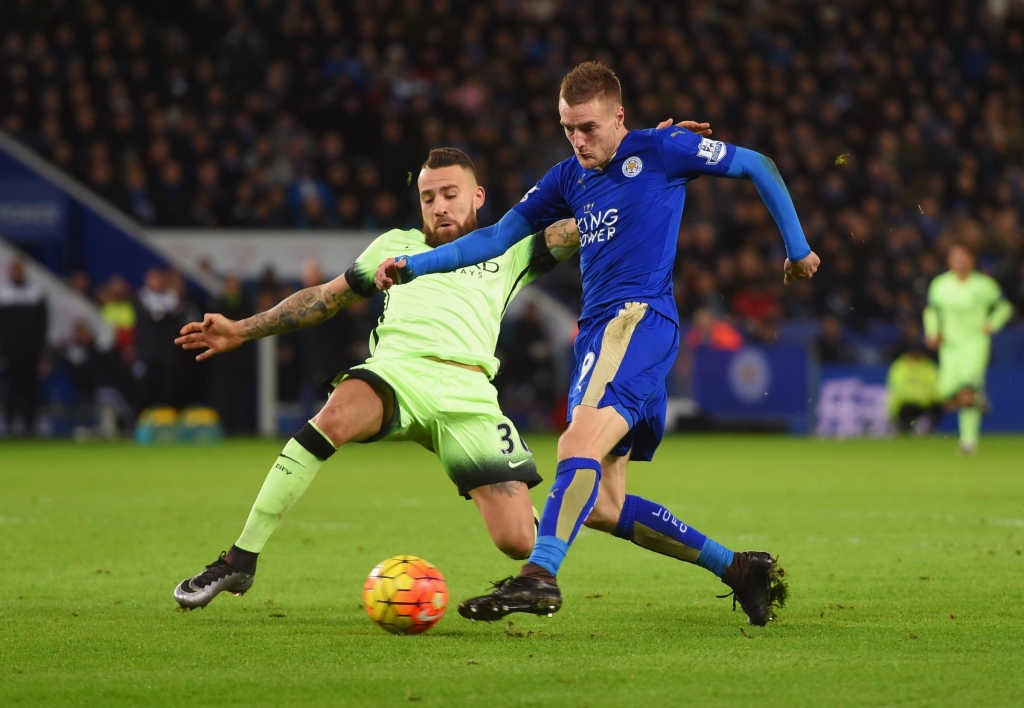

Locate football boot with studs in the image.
[717,550,788,626]
[458,576,562,621]
[174,551,255,610]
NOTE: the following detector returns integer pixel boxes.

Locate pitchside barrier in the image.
[692,346,1024,437]
[816,363,1024,437]
[692,346,812,434]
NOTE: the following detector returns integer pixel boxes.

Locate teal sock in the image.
[959,407,981,449]
[235,424,335,553]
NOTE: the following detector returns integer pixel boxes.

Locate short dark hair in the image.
[422,147,477,179]
[559,61,622,106]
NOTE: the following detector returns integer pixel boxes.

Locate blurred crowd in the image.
[0,259,387,436]
[3,0,1024,434]
[3,0,1024,341]
[0,260,48,434]
[0,256,565,436]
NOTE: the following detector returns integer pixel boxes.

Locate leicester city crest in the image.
[727,348,772,404]
[622,156,643,177]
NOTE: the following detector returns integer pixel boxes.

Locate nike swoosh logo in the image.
[508,459,531,469]
[279,454,305,468]
[416,609,439,622]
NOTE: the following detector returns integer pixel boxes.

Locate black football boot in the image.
[458,575,562,622]
[718,551,788,626]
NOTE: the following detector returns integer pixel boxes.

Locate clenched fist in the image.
[784,252,820,285]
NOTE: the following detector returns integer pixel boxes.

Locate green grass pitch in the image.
[2,435,1023,707]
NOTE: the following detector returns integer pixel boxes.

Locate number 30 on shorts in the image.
[496,423,530,455]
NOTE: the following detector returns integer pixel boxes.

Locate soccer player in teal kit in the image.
[378,63,819,626]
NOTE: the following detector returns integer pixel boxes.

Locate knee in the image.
[555,432,577,461]
[557,427,597,460]
[310,406,347,447]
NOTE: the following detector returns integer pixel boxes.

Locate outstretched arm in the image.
[377,118,713,289]
[376,209,534,289]
[724,147,818,284]
[175,273,363,361]
[659,128,818,284]
[376,117,712,288]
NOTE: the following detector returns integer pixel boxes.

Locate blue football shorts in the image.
[567,302,679,461]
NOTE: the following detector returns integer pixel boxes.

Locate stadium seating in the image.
[1,0,1021,331]
[2,0,1023,435]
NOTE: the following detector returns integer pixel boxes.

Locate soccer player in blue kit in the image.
[377,62,820,626]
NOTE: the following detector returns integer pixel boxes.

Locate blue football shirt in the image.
[512,126,736,324]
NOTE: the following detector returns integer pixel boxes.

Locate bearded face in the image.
[423,209,479,248]
[418,164,485,248]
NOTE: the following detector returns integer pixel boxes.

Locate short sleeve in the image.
[521,231,561,287]
[344,232,393,297]
[504,235,534,281]
[657,127,736,179]
[511,165,572,232]
[503,230,561,299]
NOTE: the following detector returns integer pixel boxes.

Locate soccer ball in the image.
[363,555,448,634]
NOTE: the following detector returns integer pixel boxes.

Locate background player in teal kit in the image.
[378,62,820,626]
[924,243,1014,454]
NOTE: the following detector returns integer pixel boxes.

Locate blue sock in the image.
[527,457,601,577]
[613,495,735,577]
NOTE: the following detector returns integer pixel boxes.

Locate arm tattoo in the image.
[240,284,362,340]
[544,218,580,262]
